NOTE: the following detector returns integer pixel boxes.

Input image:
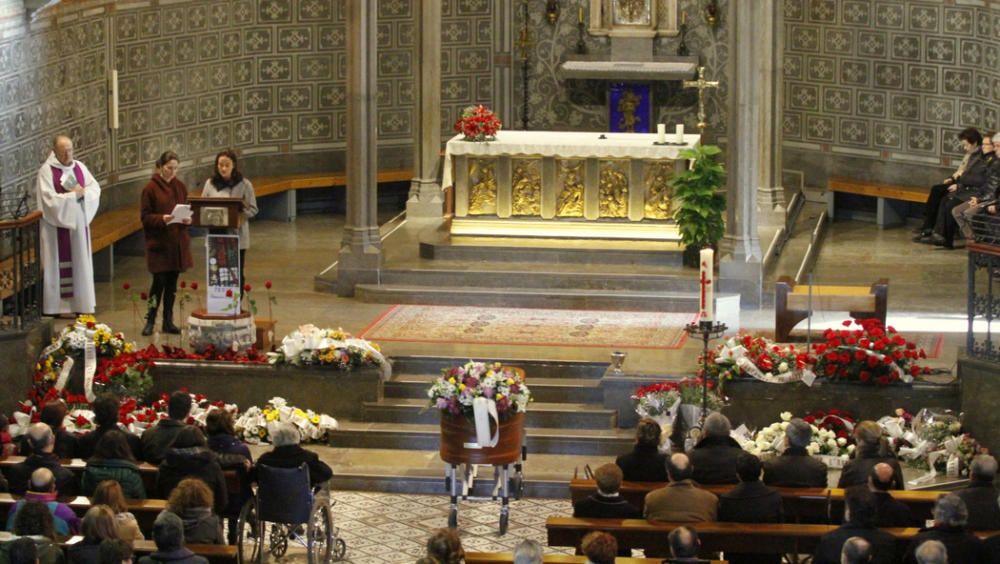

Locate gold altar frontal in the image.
[443,131,696,241]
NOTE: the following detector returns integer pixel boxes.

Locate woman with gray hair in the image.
[902,495,983,564]
[513,539,543,564]
[253,422,332,488]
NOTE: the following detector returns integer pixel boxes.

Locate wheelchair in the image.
[235,463,347,563]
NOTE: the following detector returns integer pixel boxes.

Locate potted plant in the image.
[672,145,727,267]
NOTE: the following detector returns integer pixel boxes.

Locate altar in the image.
[442,130,699,240]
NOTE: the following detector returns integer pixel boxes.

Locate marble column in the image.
[337,0,383,296]
[406,0,444,219]
[720,0,768,307]
[756,0,784,210]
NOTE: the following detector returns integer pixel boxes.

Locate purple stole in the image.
[50,164,87,299]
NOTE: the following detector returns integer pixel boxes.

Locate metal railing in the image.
[0,211,42,332]
[966,213,1000,362]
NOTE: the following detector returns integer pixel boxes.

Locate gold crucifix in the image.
[682,66,720,132]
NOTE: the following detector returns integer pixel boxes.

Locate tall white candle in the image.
[699,247,714,322]
[657,123,666,143]
[675,124,685,144]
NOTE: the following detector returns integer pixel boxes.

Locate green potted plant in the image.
[672,145,727,267]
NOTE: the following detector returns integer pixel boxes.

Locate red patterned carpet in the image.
[359,305,695,349]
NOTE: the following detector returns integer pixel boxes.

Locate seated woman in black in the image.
[614,418,668,482]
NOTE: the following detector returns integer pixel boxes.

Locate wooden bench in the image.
[252,168,412,222]
[826,177,928,228]
[568,479,939,523]
[774,276,888,342]
[132,540,238,564]
[0,492,166,535]
[465,553,724,563]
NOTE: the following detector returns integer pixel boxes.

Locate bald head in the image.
[52,135,73,166]
[668,526,699,559]
[667,452,693,482]
[30,467,55,493]
[869,462,895,491]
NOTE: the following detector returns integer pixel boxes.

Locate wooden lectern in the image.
[188,197,243,229]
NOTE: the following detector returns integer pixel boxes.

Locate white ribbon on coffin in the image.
[463,397,500,449]
[84,341,97,402]
[55,357,73,392]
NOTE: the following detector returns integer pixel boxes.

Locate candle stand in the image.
[684,320,727,428]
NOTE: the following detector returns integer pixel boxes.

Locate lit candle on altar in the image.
[657,123,666,143]
[676,124,685,144]
[579,6,584,23]
[699,248,714,323]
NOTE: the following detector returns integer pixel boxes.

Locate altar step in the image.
[363,398,617,429]
[376,266,700,292]
[385,374,605,404]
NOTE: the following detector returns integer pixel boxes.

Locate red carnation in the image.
[244,283,251,292]
[180,280,187,289]
[122,282,130,290]
[191,282,199,290]
[226,289,233,297]
[265,280,272,289]
[140,292,148,300]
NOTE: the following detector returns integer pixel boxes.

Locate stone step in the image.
[378,267,699,292]
[355,284,731,312]
[390,356,608,380]
[332,421,634,456]
[386,374,605,404]
[362,398,617,429]
[420,235,684,266]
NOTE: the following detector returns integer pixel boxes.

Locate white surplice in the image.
[36,151,101,315]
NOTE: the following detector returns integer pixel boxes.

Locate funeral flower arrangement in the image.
[813,319,929,385]
[633,382,681,419]
[427,361,531,421]
[707,334,816,386]
[878,408,982,479]
[234,396,338,445]
[737,410,855,461]
[267,324,389,378]
[633,378,724,432]
[454,104,502,142]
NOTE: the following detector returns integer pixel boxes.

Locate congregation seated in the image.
[902,494,983,564]
[165,479,223,545]
[915,127,987,243]
[140,393,194,465]
[3,537,42,564]
[762,417,828,488]
[840,536,872,564]
[813,489,896,564]
[6,469,80,537]
[155,429,227,517]
[667,526,702,563]
[717,452,782,564]
[0,416,15,463]
[955,133,1000,244]
[614,418,667,483]
[253,423,332,489]
[90,481,143,543]
[512,539,542,564]
[135,511,206,564]
[7,501,65,564]
[81,432,145,500]
[954,454,1000,530]
[7,424,79,497]
[687,413,742,485]
[96,539,133,564]
[66,506,120,564]
[913,540,947,564]
[865,463,915,527]
[203,410,250,543]
[837,421,903,490]
[416,528,464,564]
[580,531,616,564]
[643,453,717,522]
[76,395,142,462]
[573,463,638,556]
[18,403,77,461]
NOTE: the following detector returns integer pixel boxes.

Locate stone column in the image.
[756,0,785,210]
[336,0,382,296]
[406,0,444,219]
[720,0,769,307]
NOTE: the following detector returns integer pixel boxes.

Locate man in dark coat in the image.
[141,391,193,464]
[254,422,333,488]
[954,454,1000,530]
[77,394,143,460]
[574,463,640,556]
[688,412,743,484]
[155,427,228,516]
[837,421,904,490]
[136,511,208,564]
[17,402,77,459]
[868,463,916,527]
[6,423,79,496]
[813,489,897,564]
[763,418,828,487]
[718,452,783,564]
[903,494,984,564]
[615,418,668,482]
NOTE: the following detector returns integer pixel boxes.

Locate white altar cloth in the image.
[441,130,700,189]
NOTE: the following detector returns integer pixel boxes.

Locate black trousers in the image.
[148,271,179,322]
[936,194,967,244]
[239,249,246,291]
[922,183,952,230]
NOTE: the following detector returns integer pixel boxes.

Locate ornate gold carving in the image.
[616,88,641,133]
[599,161,629,218]
[644,162,674,219]
[511,159,541,216]
[468,159,497,215]
[556,160,585,217]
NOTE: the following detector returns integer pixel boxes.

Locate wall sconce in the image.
[546,0,559,25]
[703,0,720,29]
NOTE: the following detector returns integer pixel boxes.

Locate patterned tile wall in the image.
[0,0,500,217]
[783,0,1000,178]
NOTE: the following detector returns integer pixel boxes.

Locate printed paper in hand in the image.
[60,173,79,191]
[168,204,192,224]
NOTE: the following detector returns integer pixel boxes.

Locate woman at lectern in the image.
[201,149,258,291]
[139,150,192,336]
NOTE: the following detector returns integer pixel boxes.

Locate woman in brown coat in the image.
[140,151,192,336]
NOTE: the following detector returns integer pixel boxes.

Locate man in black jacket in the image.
[688,412,743,484]
[903,494,984,564]
[813,489,897,564]
[615,418,668,482]
[954,454,1000,530]
[718,452,783,564]
[762,418,828,487]
[141,391,194,464]
[868,463,916,527]
[574,463,640,556]
[5,423,79,496]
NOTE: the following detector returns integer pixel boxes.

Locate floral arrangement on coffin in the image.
[234,397,338,445]
[707,334,817,386]
[267,324,390,379]
[738,411,856,465]
[812,319,929,385]
[454,105,502,142]
[427,361,531,421]
[878,408,983,481]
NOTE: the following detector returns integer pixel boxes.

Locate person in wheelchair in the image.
[252,423,332,489]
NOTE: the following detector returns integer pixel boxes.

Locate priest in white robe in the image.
[36,135,101,315]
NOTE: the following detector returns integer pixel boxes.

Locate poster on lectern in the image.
[206,234,241,315]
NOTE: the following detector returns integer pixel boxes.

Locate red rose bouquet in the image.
[454,105,502,142]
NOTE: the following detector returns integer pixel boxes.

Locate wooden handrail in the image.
[0,211,42,230]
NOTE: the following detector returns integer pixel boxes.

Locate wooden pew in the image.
[826,177,928,227]
[252,168,412,221]
[774,276,888,342]
[568,479,939,522]
[132,540,238,564]
[0,493,166,535]
[465,553,724,563]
